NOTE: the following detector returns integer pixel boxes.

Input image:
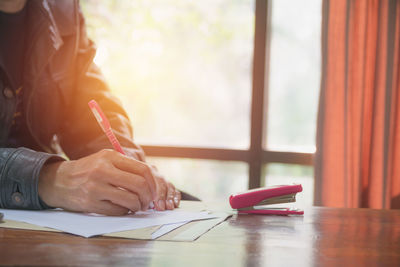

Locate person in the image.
[0,0,184,215]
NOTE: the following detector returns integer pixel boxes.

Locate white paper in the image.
[0,208,217,238]
[151,221,187,239]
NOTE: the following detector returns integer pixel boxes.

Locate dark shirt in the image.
[0,6,26,89]
[0,6,28,147]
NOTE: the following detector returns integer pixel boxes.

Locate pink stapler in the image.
[229,184,304,215]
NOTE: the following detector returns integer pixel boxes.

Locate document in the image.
[0,208,217,238]
[156,213,230,241]
[151,221,187,239]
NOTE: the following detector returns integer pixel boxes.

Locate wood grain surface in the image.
[0,207,399,266]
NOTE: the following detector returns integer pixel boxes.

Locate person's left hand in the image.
[150,166,181,211]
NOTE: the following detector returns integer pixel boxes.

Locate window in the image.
[82,0,254,149]
[149,158,248,202]
[267,0,321,153]
[81,0,321,205]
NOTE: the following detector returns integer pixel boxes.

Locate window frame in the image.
[141,0,314,189]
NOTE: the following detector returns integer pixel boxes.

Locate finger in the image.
[105,167,152,210]
[106,151,157,200]
[173,190,181,208]
[165,183,175,210]
[101,186,142,212]
[90,200,129,216]
[154,178,167,211]
[154,199,165,211]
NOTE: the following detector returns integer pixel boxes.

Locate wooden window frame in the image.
[141,0,314,189]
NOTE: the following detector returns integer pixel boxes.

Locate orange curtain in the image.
[315,0,400,208]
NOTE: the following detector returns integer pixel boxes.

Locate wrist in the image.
[38,161,64,208]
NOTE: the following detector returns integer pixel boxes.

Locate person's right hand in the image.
[38,149,157,216]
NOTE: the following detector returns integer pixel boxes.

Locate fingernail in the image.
[149,202,155,209]
[174,196,179,205]
[158,199,165,210]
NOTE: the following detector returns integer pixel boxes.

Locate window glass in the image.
[147,157,248,202]
[266,0,322,152]
[263,164,314,207]
[81,0,254,148]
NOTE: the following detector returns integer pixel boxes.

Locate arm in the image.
[0,147,64,209]
[38,4,180,214]
[0,147,162,214]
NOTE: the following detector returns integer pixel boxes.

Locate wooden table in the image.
[0,207,399,266]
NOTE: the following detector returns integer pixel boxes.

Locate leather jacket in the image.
[0,0,145,210]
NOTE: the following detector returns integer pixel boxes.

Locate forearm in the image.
[0,147,64,209]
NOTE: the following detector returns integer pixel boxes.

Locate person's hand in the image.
[38,149,157,216]
[151,166,181,211]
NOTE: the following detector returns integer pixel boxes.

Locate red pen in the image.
[88,100,125,154]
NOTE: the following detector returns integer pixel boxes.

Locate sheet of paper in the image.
[157,212,231,241]
[0,219,60,233]
[149,200,228,240]
[0,208,217,238]
[102,212,231,241]
[151,221,188,239]
[102,224,160,239]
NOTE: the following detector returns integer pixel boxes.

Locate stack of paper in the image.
[0,201,231,241]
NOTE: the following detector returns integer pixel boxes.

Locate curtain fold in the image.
[315,0,400,208]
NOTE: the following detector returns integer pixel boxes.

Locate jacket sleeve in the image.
[57,4,145,161]
[0,147,64,209]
